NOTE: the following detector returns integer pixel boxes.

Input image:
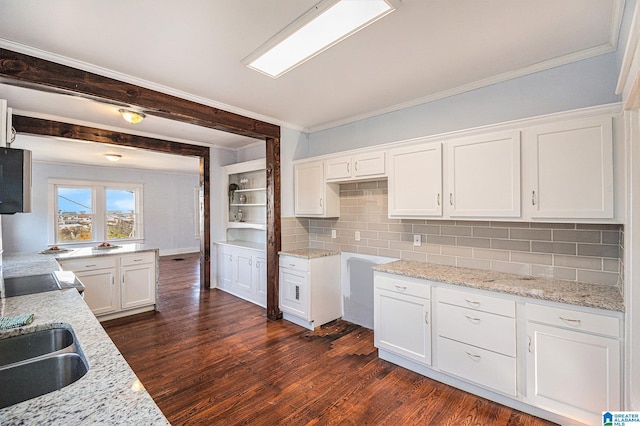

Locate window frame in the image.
[48,178,144,246]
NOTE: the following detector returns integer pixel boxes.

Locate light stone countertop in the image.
[0,244,168,424]
[374,260,624,312]
[2,243,158,279]
[279,248,341,259]
[0,290,168,424]
[216,240,266,252]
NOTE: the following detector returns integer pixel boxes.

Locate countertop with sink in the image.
[0,245,168,424]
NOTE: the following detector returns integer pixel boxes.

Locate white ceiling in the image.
[0,0,625,172]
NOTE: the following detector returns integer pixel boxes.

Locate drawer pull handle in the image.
[289,264,296,267]
[465,315,481,323]
[559,316,581,326]
[394,285,407,292]
[449,193,453,206]
[531,190,536,206]
[437,193,440,206]
[133,259,143,262]
[465,351,481,361]
[85,264,97,268]
[425,311,429,325]
[464,298,481,307]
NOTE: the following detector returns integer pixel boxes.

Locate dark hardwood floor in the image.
[102,253,556,425]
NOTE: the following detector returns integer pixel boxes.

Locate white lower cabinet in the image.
[373,272,624,425]
[74,266,118,316]
[374,273,431,365]
[215,243,266,308]
[279,253,341,330]
[59,251,157,320]
[121,254,156,310]
[525,303,621,425]
[436,287,516,396]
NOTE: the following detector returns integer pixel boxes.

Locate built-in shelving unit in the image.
[223,158,267,241]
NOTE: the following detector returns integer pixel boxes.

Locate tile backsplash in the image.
[282,180,622,287]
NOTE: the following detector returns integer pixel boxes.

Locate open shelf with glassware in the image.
[224,159,267,237]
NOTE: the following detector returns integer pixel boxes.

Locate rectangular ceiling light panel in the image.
[246,0,395,78]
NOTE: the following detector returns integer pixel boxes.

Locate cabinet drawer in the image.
[438,337,516,396]
[526,303,620,338]
[437,303,516,356]
[279,255,309,272]
[375,273,430,299]
[437,286,515,317]
[121,252,155,266]
[59,256,117,271]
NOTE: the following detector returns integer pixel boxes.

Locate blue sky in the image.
[58,188,134,213]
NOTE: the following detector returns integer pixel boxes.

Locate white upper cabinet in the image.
[294,160,340,217]
[388,142,442,217]
[525,116,614,219]
[446,130,521,218]
[325,151,386,182]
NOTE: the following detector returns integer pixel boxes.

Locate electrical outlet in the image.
[331,229,337,239]
[413,234,421,247]
[355,231,361,241]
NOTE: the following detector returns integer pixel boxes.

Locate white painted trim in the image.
[617,0,640,95]
[32,159,199,176]
[0,39,304,132]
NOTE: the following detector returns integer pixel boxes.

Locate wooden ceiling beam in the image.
[0,48,280,140]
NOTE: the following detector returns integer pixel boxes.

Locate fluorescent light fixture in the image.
[245,0,395,78]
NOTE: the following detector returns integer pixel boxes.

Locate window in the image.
[49,179,143,245]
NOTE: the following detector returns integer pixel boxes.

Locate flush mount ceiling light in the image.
[244,0,395,78]
[104,154,122,162]
[118,109,146,124]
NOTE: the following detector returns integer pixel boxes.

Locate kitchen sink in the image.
[0,353,89,409]
[0,327,75,366]
[0,325,89,409]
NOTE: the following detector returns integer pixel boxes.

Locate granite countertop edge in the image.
[373,260,624,313]
[278,248,341,259]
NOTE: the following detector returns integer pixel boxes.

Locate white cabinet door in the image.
[388,142,442,217]
[526,116,613,219]
[217,247,234,290]
[279,268,309,320]
[294,161,339,217]
[352,151,385,178]
[526,321,621,425]
[447,130,521,217]
[325,156,352,181]
[254,255,267,305]
[235,251,254,296]
[121,262,155,310]
[374,288,431,365]
[325,152,385,182]
[75,268,118,316]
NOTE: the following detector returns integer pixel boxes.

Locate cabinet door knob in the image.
[425,311,429,325]
[528,336,533,353]
[355,161,359,172]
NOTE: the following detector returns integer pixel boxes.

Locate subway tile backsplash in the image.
[282,180,622,287]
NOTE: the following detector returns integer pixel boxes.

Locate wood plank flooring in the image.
[102,253,556,425]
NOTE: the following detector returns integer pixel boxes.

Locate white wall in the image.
[2,161,201,255]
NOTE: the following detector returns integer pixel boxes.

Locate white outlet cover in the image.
[355,231,361,241]
[331,229,337,239]
[413,234,421,246]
